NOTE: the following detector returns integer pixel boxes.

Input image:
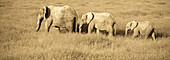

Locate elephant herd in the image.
[36,5,156,40]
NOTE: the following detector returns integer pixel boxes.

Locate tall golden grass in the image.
[0,0,170,60]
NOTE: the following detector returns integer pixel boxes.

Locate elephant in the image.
[36,5,78,33]
[125,20,156,40]
[79,12,116,36]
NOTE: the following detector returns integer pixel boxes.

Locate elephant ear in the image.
[81,14,87,21]
[43,6,51,19]
[130,21,138,30]
[126,22,132,29]
[79,14,87,28]
[86,12,94,24]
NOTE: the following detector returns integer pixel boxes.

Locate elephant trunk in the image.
[36,14,44,32]
[36,18,43,32]
[36,20,41,32]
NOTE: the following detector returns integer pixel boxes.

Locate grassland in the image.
[0,0,170,60]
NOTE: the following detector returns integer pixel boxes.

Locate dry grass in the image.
[0,0,170,60]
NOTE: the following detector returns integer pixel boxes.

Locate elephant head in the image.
[125,20,138,37]
[79,12,94,29]
[36,6,51,32]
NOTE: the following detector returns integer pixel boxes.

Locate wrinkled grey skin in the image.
[79,12,116,36]
[36,5,78,33]
[125,21,156,40]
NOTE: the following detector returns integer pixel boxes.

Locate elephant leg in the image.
[49,26,60,33]
[88,24,94,34]
[79,27,82,33]
[144,34,149,39]
[55,26,61,33]
[45,19,53,32]
[88,25,92,34]
[108,26,113,37]
[75,23,78,33]
[144,30,150,39]
[113,23,116,35]
[152,32,156,40]
[144,27,152,40]
[60,27,68,33]
[75,22,78,33]
[53,26,61,33]
[132,29,139,38]
[66,27,71,33]
[96,29,100,35]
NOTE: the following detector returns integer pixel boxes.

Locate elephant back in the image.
[62,6,77,22]
[94,13,115,30]
[138,21,153,35]
[51,5,77,31]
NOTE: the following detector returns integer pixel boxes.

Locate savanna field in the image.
[0,0,170,60]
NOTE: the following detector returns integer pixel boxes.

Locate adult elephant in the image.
[79,12,116,36]
[125,20,156,40]
[36,5,78,33]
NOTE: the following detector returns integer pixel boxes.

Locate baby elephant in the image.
[125,21,156,40]
[79,12,116,36]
